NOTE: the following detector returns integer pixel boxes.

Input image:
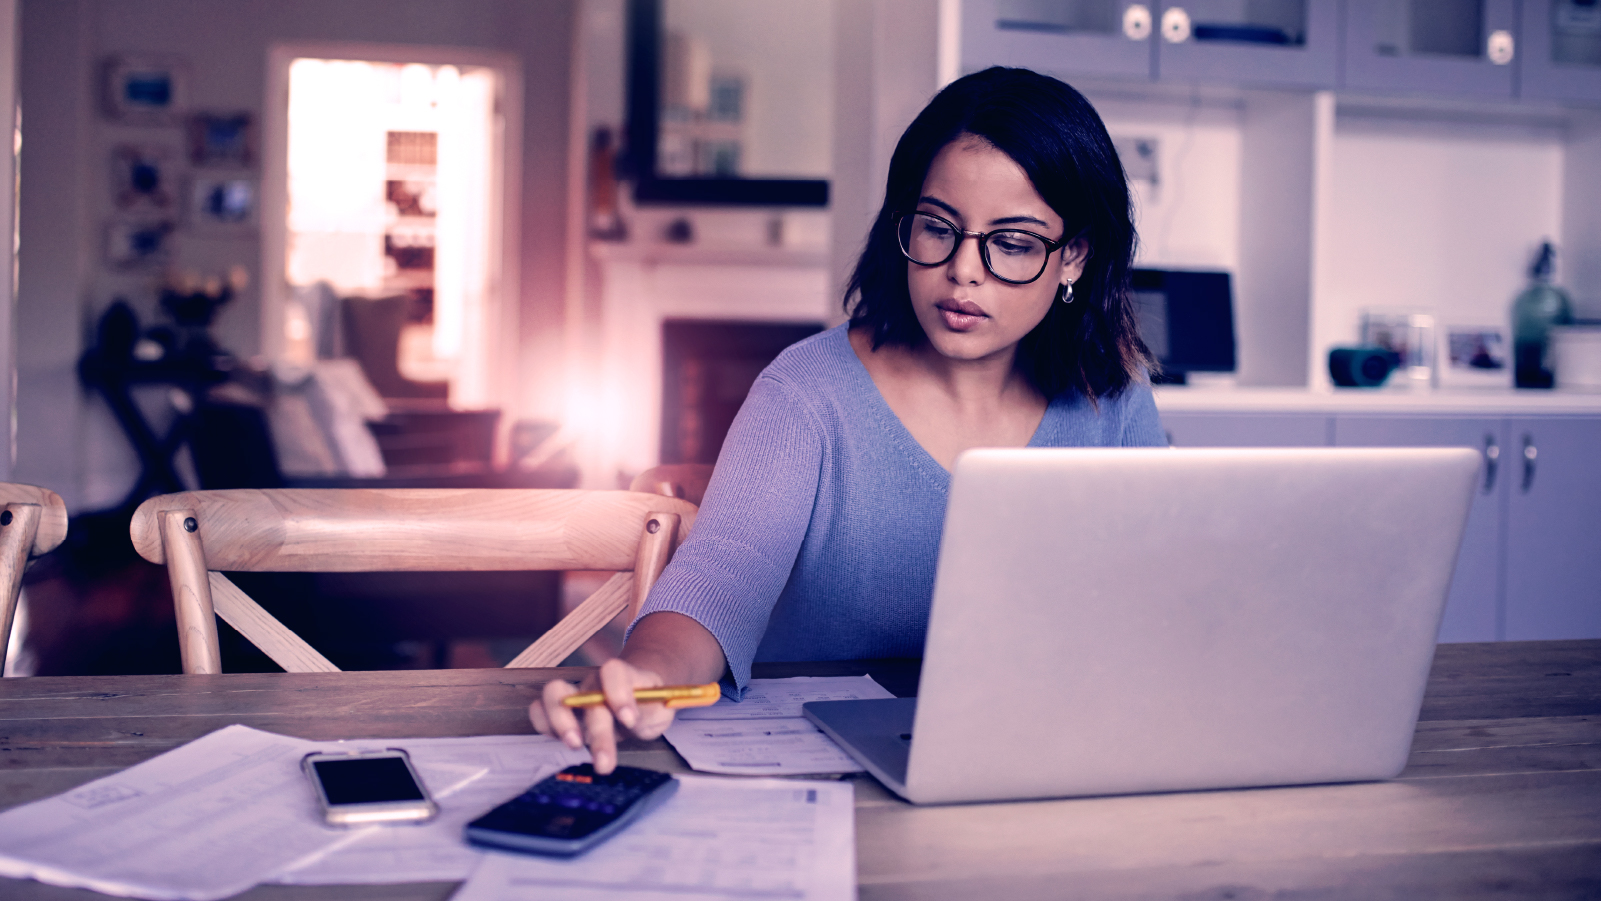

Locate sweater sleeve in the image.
[629,373,825,690]
[1118,382,1168,447]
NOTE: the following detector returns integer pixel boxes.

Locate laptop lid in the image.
[880,446,1477,804]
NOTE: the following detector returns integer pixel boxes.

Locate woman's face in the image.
[905,136,1087,366]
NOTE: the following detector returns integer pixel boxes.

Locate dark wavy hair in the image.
[845,67,1151,401]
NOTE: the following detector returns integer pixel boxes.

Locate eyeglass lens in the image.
[897,212,1052,284]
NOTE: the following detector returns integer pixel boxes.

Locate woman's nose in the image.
[948,235,986,284]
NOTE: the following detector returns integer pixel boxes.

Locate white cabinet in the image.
[1332,415,1506,643]
[1156,402,1601,642]
[1504,416,1601,639]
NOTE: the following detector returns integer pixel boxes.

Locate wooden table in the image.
[1,641,1598,899]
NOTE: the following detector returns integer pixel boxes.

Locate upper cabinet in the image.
[1521,0,1601,103]
[1342,0,1519,100]
[961,0,1601,104]
[1155,1,1338,87]
[961,0,1156,82]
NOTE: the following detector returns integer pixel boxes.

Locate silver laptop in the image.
[804,447,1479,805]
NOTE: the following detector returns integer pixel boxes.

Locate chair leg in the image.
[0,504,41,675]
[159,510,223,674]
[630,512,679,624]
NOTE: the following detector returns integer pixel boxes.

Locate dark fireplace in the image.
[660,319,824,464]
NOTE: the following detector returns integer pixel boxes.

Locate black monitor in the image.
[1129,268,1237,384]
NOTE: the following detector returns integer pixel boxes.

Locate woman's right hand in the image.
[530,657,680,774]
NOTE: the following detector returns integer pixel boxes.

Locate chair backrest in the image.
[130,488,697,674]
[629,464,714,507]
[0,483,69,675]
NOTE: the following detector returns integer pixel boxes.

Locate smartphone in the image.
[301,748,438,827]
[465,763,678,857]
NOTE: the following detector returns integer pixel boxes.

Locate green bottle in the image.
[1512,242,1574,389]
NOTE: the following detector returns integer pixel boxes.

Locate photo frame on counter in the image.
[1439,325,1511,388]
[187,112,254,168]
[103,57,189,123]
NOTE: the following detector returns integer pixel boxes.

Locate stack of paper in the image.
[663,675,896,775]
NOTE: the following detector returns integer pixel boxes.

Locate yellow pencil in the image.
[560,682,722,709]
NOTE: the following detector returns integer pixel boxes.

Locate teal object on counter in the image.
[1513,242,1574,389]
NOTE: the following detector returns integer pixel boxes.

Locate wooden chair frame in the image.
[0,483,69,675]
[629,463,713,506]
[130,489,696,674]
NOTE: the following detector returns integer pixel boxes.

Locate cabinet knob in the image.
[1487,30,1514,65]
[1161,6,1191,43]
[1123,4,1152,41]
[1482,434,1499,494]
[1521,433,1538,493]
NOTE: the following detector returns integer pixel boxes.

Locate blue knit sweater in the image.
[634,324,1167,689]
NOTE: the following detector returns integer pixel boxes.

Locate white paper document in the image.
[274,734,590,885]
[0,724,586,900]
[452,774,856,901]
[664,676,895,775]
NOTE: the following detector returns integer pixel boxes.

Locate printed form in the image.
[0,724,586,900]
[453,775,855,901]
[664,675,895,775]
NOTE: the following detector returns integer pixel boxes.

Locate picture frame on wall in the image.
[103,57,189,123]
[189,175,255,229]
[110,144,178,211]
[1439,326,1512,388]
[187,112,254,168]
[105,220,176,269]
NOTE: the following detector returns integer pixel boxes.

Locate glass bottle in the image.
[1512,242,1574,389]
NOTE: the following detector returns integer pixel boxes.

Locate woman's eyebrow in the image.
[916,196,1051,230]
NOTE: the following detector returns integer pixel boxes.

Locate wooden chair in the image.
[629,464,713,506]
[129,489,696,674]
[0,483,69,675]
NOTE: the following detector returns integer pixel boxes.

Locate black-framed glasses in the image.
[895,211,1069,285]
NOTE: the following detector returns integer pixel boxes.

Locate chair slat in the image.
[209,573,340,673]
[504,571,634,669]
[0,505,42,674]
[131,489,696,572]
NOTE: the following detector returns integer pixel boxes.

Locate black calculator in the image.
[464,764,679,857]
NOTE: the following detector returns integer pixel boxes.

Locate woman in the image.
[532,67,1165,772]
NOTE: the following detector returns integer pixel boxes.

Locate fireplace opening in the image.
[660,319,824,465]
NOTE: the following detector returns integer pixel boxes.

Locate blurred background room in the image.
[0,0,1597,676]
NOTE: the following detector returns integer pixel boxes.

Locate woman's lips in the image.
[936,300,987,331]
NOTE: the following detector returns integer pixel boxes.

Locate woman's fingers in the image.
[533,678,584,749]
[597,659,647,730]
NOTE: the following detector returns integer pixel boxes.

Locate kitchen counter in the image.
[1153,385,1601,415]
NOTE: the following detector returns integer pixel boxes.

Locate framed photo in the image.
[103,57,188,123]
[1439,326,1511,388]
[187,112,253,168]
[105,220,175,269]
[110,144,178,211]
[189,175,255,229]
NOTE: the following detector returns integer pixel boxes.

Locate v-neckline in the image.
[834,325,1054,483]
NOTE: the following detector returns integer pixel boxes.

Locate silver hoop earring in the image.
[1059,279,1074,305]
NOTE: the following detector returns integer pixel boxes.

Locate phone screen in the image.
[312,757,426,805]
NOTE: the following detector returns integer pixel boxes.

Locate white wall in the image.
[15,0,574,512]
[0,0,15,482]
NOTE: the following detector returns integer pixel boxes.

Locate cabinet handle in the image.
[1123,4,1152,41]
[1161,6,1191,43]
[1487,29,1514,65]
[1521,433,1537,493]
[1482,434,1499,494]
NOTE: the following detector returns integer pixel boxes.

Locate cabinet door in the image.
[1154,0,1338,87]
[1343,0,1518,99]
[962,0,1155,81]
[1519,0,1601,103]
[1333,415,1506,643]
[1160,411,1330,447]
[1504,417,1601,640]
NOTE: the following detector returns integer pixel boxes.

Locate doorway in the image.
[262,45,517,411]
